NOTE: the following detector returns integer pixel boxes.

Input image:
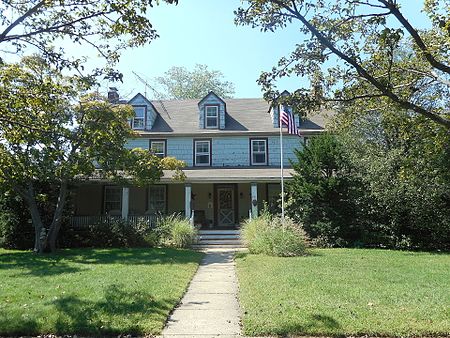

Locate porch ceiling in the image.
[161,167,295,183]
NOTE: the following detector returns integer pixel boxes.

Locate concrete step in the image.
[196,239,242,245]
[198,229,240,235]
[198,234,240,240]
[192,243,246,249]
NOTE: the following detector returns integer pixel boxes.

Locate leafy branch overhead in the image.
[0,0,178,71]
[235,0,450,128]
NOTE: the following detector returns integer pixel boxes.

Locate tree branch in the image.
[0,1,46,42]
[378,0,450,75]
[2,9,112,42]
[324,93,385,102]
[273,0,450,128]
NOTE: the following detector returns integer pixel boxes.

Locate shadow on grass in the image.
[66,247,203,266]
[0,251,86,277]
[0,247,203,277]
[52,283,174,335]
[0,284,177,336]
[269,313,343,337]
[0,315,39,336]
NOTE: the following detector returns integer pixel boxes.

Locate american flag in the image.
[280,106,301,136]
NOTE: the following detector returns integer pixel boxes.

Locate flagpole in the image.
[279,105,285,222]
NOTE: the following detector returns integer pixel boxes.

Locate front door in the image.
[217,186,235,226]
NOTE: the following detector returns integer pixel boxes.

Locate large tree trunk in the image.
[46,180,69,253]
[21,183,46,253]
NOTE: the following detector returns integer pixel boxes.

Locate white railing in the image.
[70,215,157,228]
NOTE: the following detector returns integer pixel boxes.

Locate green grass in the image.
[236,248,450,337]
[0,247,203,336]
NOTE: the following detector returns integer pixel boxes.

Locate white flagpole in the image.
[279,105,285,222]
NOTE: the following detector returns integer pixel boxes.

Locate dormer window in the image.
[205,105,219,128]
[132,106,146,130]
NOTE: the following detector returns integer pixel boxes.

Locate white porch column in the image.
[121,187,130,220]
[185,184,192,219]
[251,182,258,218]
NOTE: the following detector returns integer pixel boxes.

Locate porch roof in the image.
[161,167,295,183]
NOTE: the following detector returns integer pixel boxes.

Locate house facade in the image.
[71,90,325,229]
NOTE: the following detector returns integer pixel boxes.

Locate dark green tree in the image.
[286,133,364,246]
[336,106,450,250]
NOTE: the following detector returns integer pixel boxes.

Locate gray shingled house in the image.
[71,90,326,230]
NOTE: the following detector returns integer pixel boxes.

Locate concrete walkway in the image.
[161,249,241,337]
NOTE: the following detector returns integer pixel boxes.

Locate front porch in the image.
[71,182,282,229]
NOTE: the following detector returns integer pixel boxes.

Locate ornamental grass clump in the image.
[155,214,198,248]
[241,214,308,257]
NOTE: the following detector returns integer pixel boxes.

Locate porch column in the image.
[121,187,129,220]
[185,184,192,219]
[251,182,258,218]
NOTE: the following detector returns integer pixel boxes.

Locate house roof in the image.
[135,97,329,136]
[161,167,295,183]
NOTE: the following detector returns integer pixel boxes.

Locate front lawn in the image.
[0,247,203,336]
[236,248,450,337]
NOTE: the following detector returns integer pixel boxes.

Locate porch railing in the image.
[70,215,157,228]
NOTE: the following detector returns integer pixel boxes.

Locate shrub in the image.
[59,219,153,248]
[241,214,308,257]
[154,214,198,248]
[0,192,34,249]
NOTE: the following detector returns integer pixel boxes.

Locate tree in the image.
[335,103,450,250]
[286,133,365,246]
[235,0,450,128]
[0,0,178,73]
[154,64,235,99]
[0,57,184,253]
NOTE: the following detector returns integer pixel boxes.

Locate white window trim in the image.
[147,185,167,215]
[194,140,211,166]
[205,106,219,129]
[104,186,122,215]
[132,106,146,130]
[251,139,268,166]
[150,140,166,158]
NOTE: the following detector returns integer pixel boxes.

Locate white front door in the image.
[217,187,235,226]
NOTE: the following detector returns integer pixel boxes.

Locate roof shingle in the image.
[136,97,328,135]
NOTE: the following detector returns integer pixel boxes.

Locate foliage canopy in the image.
[235,0,450,128]
[0,57,184,253]
[154,64,235,99]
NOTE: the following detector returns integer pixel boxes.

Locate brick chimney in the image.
[107,87,119,103]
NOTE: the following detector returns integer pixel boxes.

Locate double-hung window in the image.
[194,139,211,166]
[104,186,122,215]
[250,139,268,166]
[150,140,166,158]
[132,106,146,130]
[205,106,218,128]
[148,185,166,214]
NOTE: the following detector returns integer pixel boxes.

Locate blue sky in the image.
[89,0,429,100]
